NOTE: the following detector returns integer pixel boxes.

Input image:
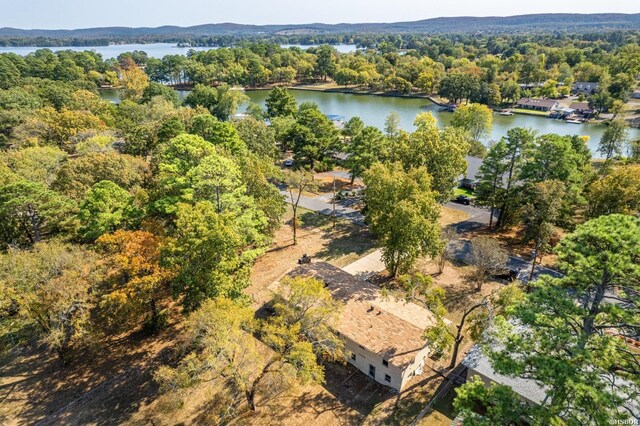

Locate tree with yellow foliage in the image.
[120,67,149,102]
[96,230,172,332]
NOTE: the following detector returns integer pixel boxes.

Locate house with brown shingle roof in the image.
[270,262,436,391]
[515,97,559,112]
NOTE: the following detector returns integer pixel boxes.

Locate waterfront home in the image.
[326,114,345,129]
[459,155,482,190]
[270,262,436,391]
[568,101,594,118]
[515,97,559,112]
[572,81,600,95]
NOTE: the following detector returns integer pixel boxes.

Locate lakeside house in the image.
[568,101,594,118]
[269,262,436,391]
[459,155,482,190]
[326,114,346,129]
[572,81,600,95]
[515,98,559,112]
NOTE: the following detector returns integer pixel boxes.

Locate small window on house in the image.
[369,364,376,378]
[351,352,356,361]
[382,359,388,367]
[384,374,391,383]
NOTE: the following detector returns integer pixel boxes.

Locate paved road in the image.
[280,189,365,224]
[283,184,563,283]
[444,201,492,233]
[448,239,564,283]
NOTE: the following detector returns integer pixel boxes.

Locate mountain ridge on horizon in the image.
[1,12,640,38]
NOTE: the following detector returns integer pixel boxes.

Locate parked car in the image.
[455,195,472,205]
[284,158,294,167]
[492,268,519,282]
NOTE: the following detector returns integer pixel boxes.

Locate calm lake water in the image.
[245,90,640,155]
[0,43,358,59]
[99,88,640,156]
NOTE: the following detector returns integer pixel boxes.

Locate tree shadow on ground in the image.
[442,278,482,313]
[314,223,376,261]
[382,372,444,425]
[0,323,179,425]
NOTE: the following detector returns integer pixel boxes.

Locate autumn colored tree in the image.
[120,66,149,102]
[588,164,640,217]
[53,152,149,201]
[451,103,493,143]
[0,242,100,364]
[96,230,172,331]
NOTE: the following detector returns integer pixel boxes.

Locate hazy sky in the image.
[0,0,638,29]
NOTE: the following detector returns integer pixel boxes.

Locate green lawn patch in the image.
[453,187,475,197]
[511,108,550,117]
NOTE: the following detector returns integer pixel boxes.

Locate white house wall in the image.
[342,334,430,391]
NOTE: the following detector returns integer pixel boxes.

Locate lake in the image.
[0,43,358,59]
[99,88,640,156]
[245,90,640,155]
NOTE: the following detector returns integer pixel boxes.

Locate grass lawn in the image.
[453,187,475,197]
[511,108,550,117]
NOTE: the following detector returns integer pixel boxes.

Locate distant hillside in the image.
[1,13,640,40]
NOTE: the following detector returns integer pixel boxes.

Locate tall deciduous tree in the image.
[189,113,246,154]
[0,242,100,364]
[96,230,172,332]
[183,84,248,121]
[120,67,149,102]
[53,152,149,201]
[346,126,387,184]
[155,297,325,413]
[598,119,628,163]
[163,202,247,311]
[364,162,442,276]
[233,116,278,159]
[588,164,640,217]
[271,276,344,360]
[404,113,469,202]
[451,103,494,143]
